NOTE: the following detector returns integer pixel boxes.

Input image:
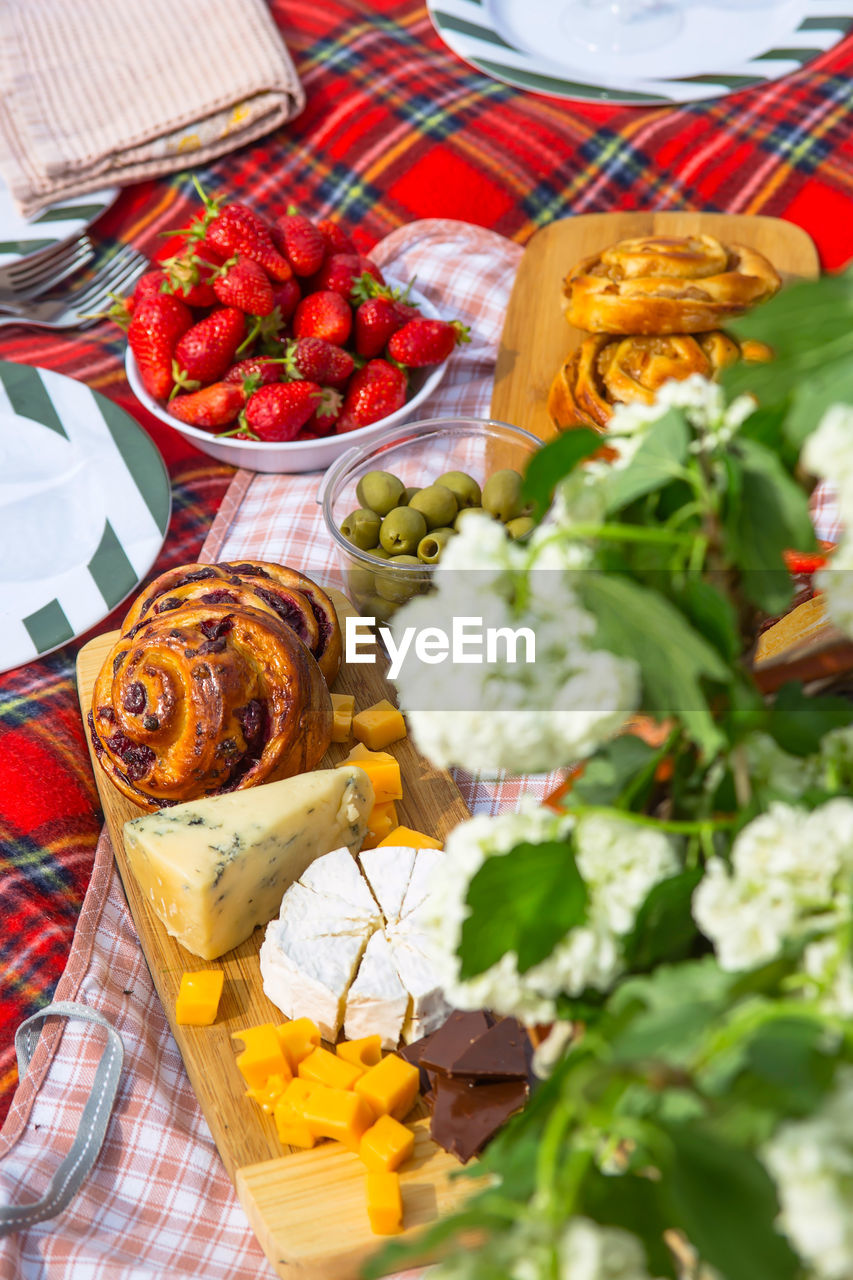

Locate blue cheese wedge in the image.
[122,766,374,960]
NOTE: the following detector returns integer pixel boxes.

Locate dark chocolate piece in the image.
[430,1077,529,1164]
[398,1032,438,1096]
[449,1017,530,1080]
[419,1010,492,1076]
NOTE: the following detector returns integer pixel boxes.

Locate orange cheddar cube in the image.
[366,1170,404,1235]
[355,1054,420,1122]
[360,1115,415,1173]
[245,1072,290,1114]
[274,1078,319,1149]
[362,800,399,851]
[331,693,355,743]
[300,1084,375,1151]
[337,1035,382,1071]
[175,969,224,1026]
[337,745,402,806]
[276,1018,321,1071]
[352,699,407,751]
[298,1046,363,1092]
[232,1023,290,1088]
[377,826,443,850]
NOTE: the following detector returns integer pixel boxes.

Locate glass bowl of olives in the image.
[318,416,541,619]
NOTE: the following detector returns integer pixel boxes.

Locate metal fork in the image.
[0,244,149,331]
[0,234,95,300]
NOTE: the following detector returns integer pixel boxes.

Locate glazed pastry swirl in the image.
[89,600,333,809]
[563,235,781,335]
[121,560,342,684]
[548,331,773,432]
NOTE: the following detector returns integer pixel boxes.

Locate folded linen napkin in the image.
[0,0,305,217]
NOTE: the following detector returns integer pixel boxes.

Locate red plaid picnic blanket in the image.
[2,0,853,1138]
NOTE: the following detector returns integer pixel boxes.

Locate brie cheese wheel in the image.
[261,843,450,1048]
[122,765,373,960]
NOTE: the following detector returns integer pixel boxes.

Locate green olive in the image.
[375,558,428,605]
[356,470,406,517]
[482,469,525,523]
[436,471,481,510]
[403,486,421,506]
[418,528,455,563]
[454,506,489,532]
[340,507,381,551]
[408,484,458,531]
[505,515,535,541]
[347,566,375,598]
[359,592,398,623]
[379,505,428,555]
[367,546,391,560]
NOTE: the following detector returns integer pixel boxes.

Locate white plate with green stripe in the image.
[0,362,170,673]
[427,0,853,105]
[0,174,117,264]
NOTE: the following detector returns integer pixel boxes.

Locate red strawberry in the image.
[169,382,245,430]
[270,278,301,323]
[106,268,164,328]
[387,319,470,367]
[128,293,193,400]
[314,254,384,300]
[283,337,354,387]
[160,244,222,308]
[172,307,246,391]
[301,388,343,438]
[213,255,274,316]
[337,360,407,432]
[223,356,284,387]
[292,290,352,346]
[205,203,293,282]
[316,218,357,256]
[273,213,326,277]
[354,296,406,358]
[242,381,323,442]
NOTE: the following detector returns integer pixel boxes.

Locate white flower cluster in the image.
[802,405,853,638]
[692,799,853,979]
[423,803,680,1023]
[392,515,640,775]
[433,1215,662,1280]
[762,1066,853,1280]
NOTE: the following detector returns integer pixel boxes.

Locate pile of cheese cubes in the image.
[234,1017,422,1235]
[332,698,442,852]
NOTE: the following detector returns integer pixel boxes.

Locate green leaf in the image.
[723,437,816,615]
[601,408,690,514]
[459,839,588,979]
[660,1122,799,1280]
[675,576,740,664]
[579,1170,677,1279]
[577,573,731,757]
[622,868,703,972]
[785,359,853,452]
[521,427,602,517]
[766,681,853,757]
[608,958,735,1066]
[569,735,658,808]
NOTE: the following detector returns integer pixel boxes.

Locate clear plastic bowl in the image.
[318,416,542,618]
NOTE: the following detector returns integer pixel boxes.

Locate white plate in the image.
[125,282,450,474]
[427,0,853,104]
[0,172,118,266]
[0,362,171,673]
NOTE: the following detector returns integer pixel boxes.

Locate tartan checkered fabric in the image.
[1,0,853,1166]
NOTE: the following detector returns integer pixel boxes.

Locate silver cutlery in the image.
[0,243,148,332]
[0,234,95,302]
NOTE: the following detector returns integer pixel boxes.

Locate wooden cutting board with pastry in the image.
[490,210,819,442]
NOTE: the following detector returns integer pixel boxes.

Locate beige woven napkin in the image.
[0,0,305,216]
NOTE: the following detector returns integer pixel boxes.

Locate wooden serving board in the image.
[76,588,479,1280]
[490,211,820,442]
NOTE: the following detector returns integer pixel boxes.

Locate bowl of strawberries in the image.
[120,184,466,473]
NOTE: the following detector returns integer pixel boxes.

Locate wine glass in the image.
[560,0,684,55]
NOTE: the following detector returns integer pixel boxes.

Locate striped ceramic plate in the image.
[0,362,170,674]
[0,173,117,265]
[427,0,853,105]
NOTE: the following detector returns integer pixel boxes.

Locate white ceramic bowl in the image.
[124,284,449,474]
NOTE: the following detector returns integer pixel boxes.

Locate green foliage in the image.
[459,839,588,978]
[600,408,689,512]
[766,681,853,757]
[622,869,703,972]
[520,426,601,517]
[567,735,659,809]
